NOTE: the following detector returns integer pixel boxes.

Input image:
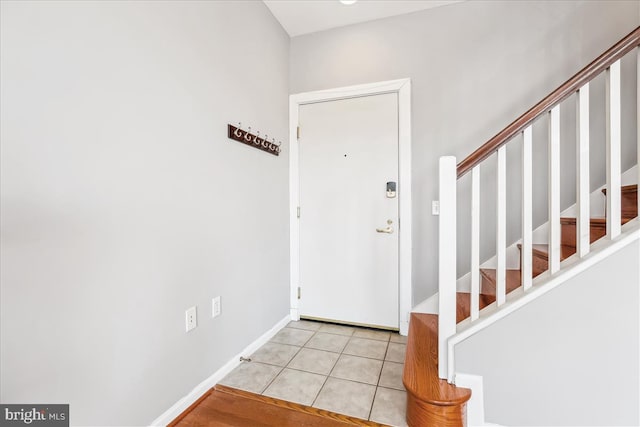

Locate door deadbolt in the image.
[386,182,397,198]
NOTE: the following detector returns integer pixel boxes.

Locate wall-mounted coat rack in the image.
[227,123,281,156]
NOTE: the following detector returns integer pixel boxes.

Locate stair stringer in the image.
[450,232,639,426]
[413,221,639,425]
[446,218,639,381]
[410,170,638,425]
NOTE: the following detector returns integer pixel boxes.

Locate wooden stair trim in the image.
[560,217,633,228]
[169,385,386,426]
[479,268,522,296]
[560,216,606,226]
[215,386,386,426]
[403,313,471,407]
[601,184,638,194]
[456,291,496,323]
[601,184,638,219]
[517,243,575,261]
[406,393,469,427]
[560,216,633,249]
[560,216,633,225]
[483,205,638,293]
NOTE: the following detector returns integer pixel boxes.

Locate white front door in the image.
[298,93,399,329]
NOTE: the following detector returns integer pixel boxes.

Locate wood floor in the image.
[170,385,388,427]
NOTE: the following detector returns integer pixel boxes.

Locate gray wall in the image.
[289,0,640,304]
[456,240,640,426]
[0,1,289,425]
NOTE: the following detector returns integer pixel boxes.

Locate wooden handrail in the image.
[457,26,640,178]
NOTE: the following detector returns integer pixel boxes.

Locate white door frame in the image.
[289,78,412,336]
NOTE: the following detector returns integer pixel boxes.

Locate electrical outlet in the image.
[185,306,197,332]
[212,296,221,318]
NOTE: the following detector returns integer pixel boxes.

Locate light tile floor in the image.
[219,319,408,427]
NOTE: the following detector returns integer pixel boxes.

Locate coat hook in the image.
[227,123,280,156]
[234,122,243,138]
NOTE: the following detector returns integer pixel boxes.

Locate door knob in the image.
[376,219,394,234]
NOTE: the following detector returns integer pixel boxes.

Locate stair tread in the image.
[456,291,495,323]
[561,216,605,225]
[601,184,638,194]
[601,184,638,219]
[533,244,575,260]
[560,216,633,225]
[403,313,472,407]
[518,243,575,260]
[479,268,522,296]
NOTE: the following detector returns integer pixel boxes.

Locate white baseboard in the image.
[149,314,291,426]
[399,319,409,336]
[455,372,485,427]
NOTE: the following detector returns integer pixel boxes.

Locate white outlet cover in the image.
[212,296,221,318]
[185,306,197,332]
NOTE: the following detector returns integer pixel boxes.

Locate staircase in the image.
[403,187,638,425]
[483,184,638,299]
[404,27,640,427]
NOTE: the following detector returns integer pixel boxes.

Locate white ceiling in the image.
[263,0,463,37]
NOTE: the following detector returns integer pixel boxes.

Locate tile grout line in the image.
[308,328,337,409]
[366,338,389,421]
[368,387,382,422]
[243,358,403,390]
[236,320,406,421]
[258,326,315,396]
[309,370,331,408]
[257,364,285,395]
[311,327,383,413]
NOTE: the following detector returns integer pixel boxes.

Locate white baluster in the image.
[438,156,457,380]
[522,126,533,291]
[577,83,590,257]
[606,60,621,239]
[470,166,480,321]
[496,146,506,306]
[548,105,561,274]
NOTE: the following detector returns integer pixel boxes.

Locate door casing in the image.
[289,79,412,336]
